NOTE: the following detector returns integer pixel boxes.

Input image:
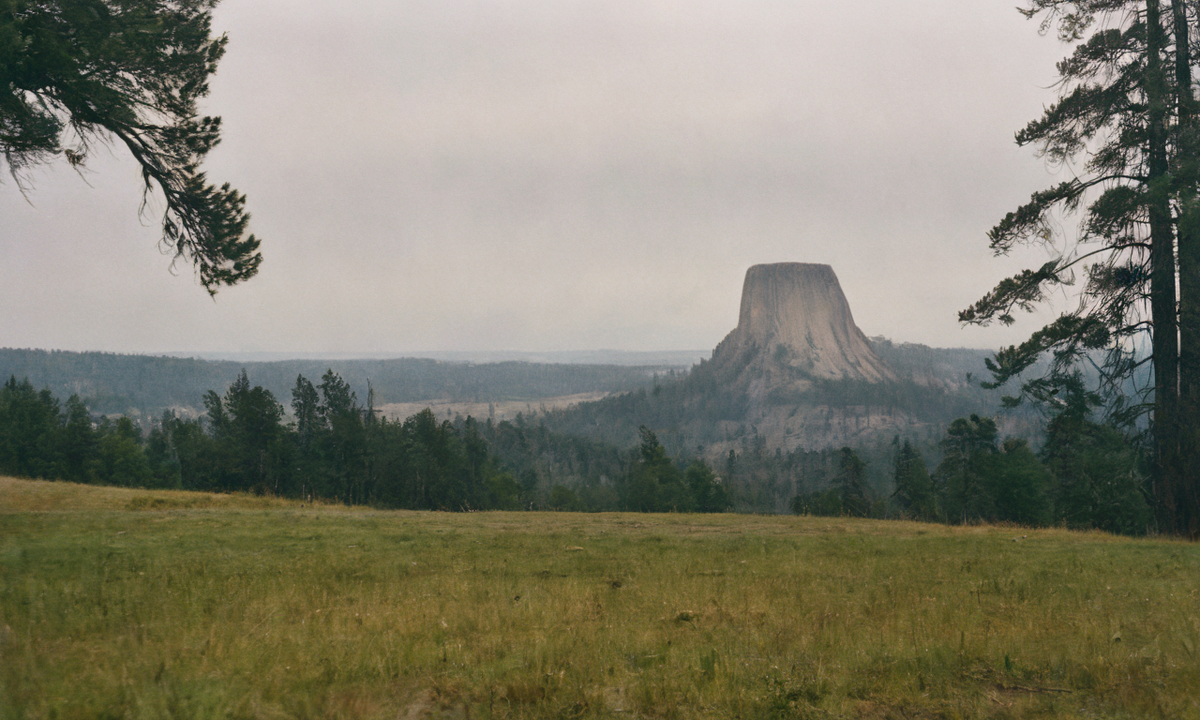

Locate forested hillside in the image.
[541,339,1041,458]
[0,342,1044,473]
[0,349,677,417]
[0,365,1151,532]
[6,340,1139,523]
[0,373,726,514]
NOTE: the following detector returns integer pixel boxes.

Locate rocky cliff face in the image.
[712,263,894,385]
[543,263,1012,459]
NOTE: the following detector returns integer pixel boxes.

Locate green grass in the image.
[1,477,1198,719]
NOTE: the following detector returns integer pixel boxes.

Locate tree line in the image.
[0,368,1157,533]
[791,377,1151,536]
[0,372,729,513]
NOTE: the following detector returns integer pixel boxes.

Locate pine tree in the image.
[1042,374,1152,533]
[625,427,690,512]
[95,416,152,487]
[835,447,870,518]
[985,439,1053,527]
[961,1,1200,535]
[1,0,261,291]
[291,375,322,448]
[0,377,61,478]
[59,394,96,483]
[316,370,365,504]
[892,439,935,520]
[935,415,999,523]
[221,370,284,493]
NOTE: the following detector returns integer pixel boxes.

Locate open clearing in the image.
[377,392,611,424]
[1,476,1197,719]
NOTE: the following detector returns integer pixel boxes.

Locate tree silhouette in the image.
[1,0,261,292]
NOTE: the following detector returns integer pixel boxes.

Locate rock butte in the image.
[713,263,894,383]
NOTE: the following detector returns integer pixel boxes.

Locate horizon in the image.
[1,333,1000,368]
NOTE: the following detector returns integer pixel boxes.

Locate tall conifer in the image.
[962,0,1200,535]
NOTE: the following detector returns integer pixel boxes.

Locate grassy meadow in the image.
[1,476,1198,719]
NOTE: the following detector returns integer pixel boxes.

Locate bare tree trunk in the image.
[1147,0,1182,533]
[1175,0,1200,537]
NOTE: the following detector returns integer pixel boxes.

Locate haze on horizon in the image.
[3,0,1075,358]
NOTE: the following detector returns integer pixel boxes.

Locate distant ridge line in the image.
[157,350,710,367]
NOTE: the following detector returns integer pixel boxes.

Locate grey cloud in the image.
[3,0,1070,355]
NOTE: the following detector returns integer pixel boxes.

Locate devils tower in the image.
[712,263,894,384]
[546,261,992,462]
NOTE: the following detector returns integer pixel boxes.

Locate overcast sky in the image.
[3,0,1079,356]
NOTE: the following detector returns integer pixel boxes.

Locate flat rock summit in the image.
[712,263,894,384]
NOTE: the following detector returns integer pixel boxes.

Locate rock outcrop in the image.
[711,263,894,384]
[545,262,1010,463]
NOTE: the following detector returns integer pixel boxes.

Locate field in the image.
[1,477,1198,719]
[377,392,611,424]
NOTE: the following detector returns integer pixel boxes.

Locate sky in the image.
[2,0,1081,357]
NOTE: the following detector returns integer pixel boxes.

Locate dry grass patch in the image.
[1,477,1197,719]
[0,476,328,513]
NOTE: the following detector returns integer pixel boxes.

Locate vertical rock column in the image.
[715,263,893,382]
